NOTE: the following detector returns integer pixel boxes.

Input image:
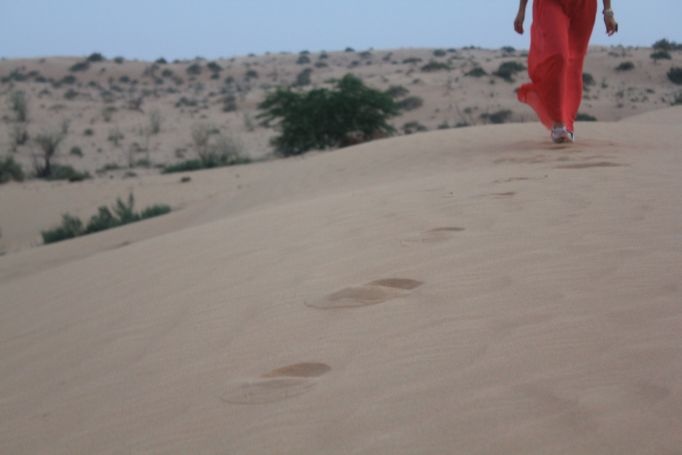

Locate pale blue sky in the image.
[2,0,681,60]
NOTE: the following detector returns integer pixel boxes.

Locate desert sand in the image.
[1,98,681,453]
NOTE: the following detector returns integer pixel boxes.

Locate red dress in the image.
[517,0,597,132]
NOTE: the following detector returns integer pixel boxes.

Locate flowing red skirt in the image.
[517,0,597,132]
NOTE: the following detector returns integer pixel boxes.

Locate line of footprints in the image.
[223,226,464,405]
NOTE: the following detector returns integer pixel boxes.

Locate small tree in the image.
[8,91,29,122]
[257,74,398,156]
[33,131,65,177]
[148,110,162,134]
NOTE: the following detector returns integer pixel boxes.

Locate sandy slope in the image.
[1,109,681,454]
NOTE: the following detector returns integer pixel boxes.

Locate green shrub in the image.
[402,57,422,65]
[43,195,172,244]
[69,61,90,72]
[385,85,410,98]
[8,90,29,122]
[480,110,512,124]
[10,124,29,148]
[667,67,682,85]
[0,157,25,183]
[653,39,682,51]
[493,61,525,82]
[651,50,672,61]
[421,61,451,72]
[465,67,487,78]
[41,214,84,244]
[245,69,259,80]
[257,74,398,155]
[433,49,447,57]
[45,164,90,182]
[86,52,105,62]
[296,55,311,65]
[294,68,313,86]
[402,121,428,134]
[114,56,125,64]
[186,63,203,75]
[207,61,222,73]
[582,72,595,86]
[33,131,65,178]
[576,113,598,121]
[615,61,635,72]
[397,96,424,111]
[70,146,83,157]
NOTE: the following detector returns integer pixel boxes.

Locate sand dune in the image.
[1,108,682,453]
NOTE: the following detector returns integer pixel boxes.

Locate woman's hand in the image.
[604,13,619,36]
[514,11,526,34]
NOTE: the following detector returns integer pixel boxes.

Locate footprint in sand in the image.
[222,362,331,405]
[305,278,424,309]
[401,227,466,245]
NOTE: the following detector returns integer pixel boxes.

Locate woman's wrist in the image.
[603,8,615,17]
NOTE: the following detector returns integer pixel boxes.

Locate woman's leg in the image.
[518,0,572,129]
[564,0,597,132]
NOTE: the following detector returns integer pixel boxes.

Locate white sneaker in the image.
[551,126,574,144]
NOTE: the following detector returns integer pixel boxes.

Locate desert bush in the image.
[191,123,214,158]
[207,61,222,73]
[402,57,422,65]
[653,39,682,51]
[69,61,90,72]
[10,124,29,148]
[296,55,311,65]
[576,113,598,121]
[465,67,487,78]
[480,109,512,124]
[64,89,79,100]
[615,61,635,72]
[156,57,167,64]
[245,69,259,80]
[186,63,203,76]
[8,90,29,122]
[433,49,447,57]
[667,67,682,85]
[113,56,124,64]
[33,130,65,178]
[295,68,313,86]
[45,164,90,182]
[397,96,424,111]
[148,110,162,134]
[493,61,526,82]
[87,52,105,62]
[42,194,171,244]
[421,61,451,72]
[0,156,25,183]
[222,93,237,112]
[651,50,672,61]
[41,214,84,244]
[108,128,124,146]
[315,61,328,69]
[83,128,94,136]
[345,47,355,53]
[257,74,398,155]
[70,146,84,157]
[582,72,595,87]
[501,46,516,55]
[402,121,428,135]
[385,85,410,98]
[60,75,78,85]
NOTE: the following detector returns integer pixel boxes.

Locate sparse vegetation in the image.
[465,67,487,78]
[576,113,598,121]
[295,68,313,86]
[86,52,105,62]
[148,110,162,135]
[651,50,672,61]
[421,61,451,72]
[69,61,90,72]
[667,67,682,85]
[402,121,428,134]
[397,96,424,111]
[257,74,398,155]
[8,91,29,122]
[480,109,512,124]
[0,157,25,184]
[493,61,525,82]
[653,38,682,51]
[41,193,171,244]
[615,61,635,72]
[33,130,65,178]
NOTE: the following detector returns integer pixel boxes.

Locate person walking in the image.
[515,0,619,143]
